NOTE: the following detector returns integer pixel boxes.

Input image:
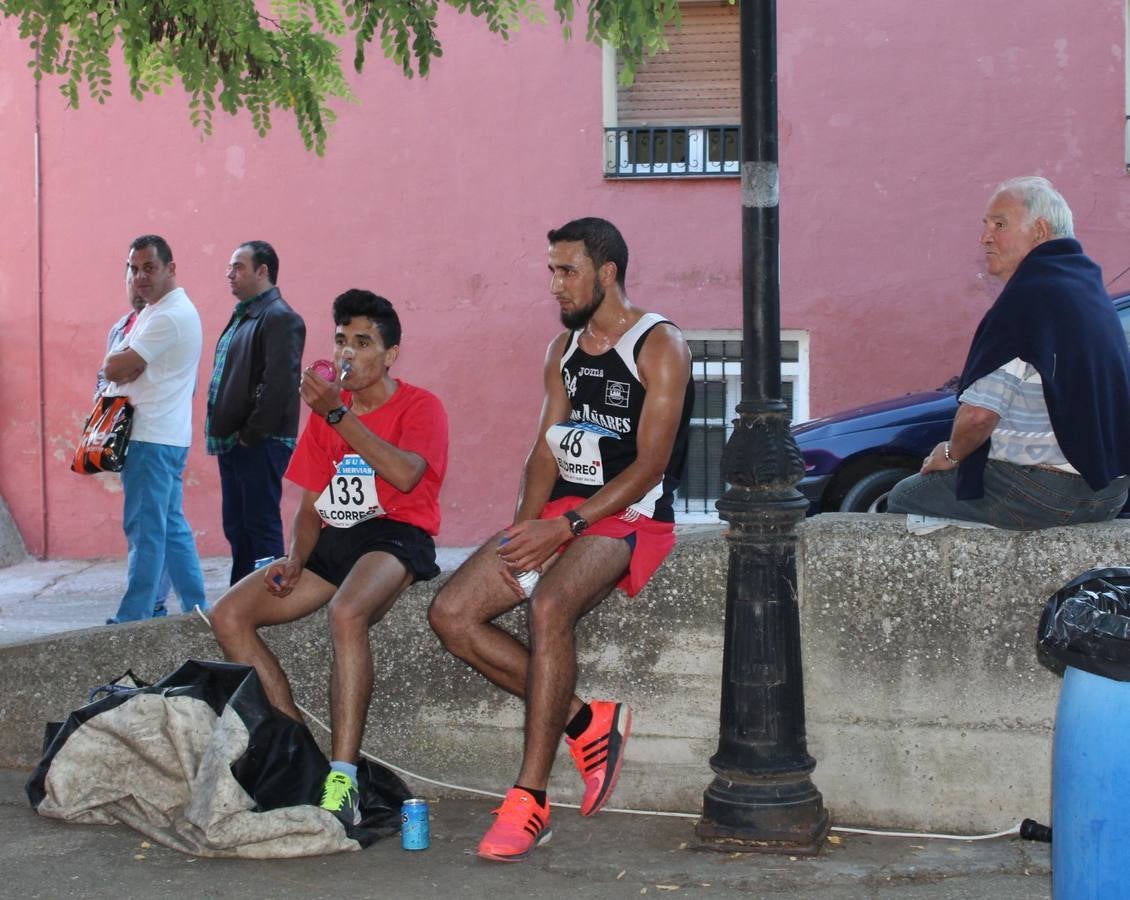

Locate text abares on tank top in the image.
[547,312,694,522]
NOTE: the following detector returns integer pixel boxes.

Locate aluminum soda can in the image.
[401,798,429,850]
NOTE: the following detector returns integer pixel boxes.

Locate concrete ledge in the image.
[0,496,26,569]
[0,531,729,817]
[799,514,1130,831]
[2,516,1128,831]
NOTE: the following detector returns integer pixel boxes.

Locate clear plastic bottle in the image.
[499,537,539,598]
[514,569,540,598]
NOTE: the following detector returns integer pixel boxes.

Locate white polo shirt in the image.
[105,287,202,447]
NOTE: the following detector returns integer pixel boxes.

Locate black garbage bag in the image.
[26,659,410,856]
[1037,567,1130,682]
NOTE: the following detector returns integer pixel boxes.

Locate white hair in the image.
[993,176,1075,238]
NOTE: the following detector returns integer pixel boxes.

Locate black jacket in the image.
[208,287,306,447]
[956,238,1130,498]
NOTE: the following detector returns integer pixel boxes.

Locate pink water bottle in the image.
[310,359,336,381]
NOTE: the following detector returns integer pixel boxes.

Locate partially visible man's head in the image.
[130,234,173,265]
[332,289,401,349]
[124,265,146,313]
[980,177,1074,282]
[127,235,176,304]
[994,176,1074,239]
[547,218,629,290]
[228,240,278,301]
[547,218,629,329]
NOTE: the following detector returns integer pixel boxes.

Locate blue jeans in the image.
[151,568,173,616]
[887,460,1129,530]
[113,441,207,621]
[217,439,292,585]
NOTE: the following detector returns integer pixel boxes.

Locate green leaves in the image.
[554,0,681,84]
[1,0,680,154]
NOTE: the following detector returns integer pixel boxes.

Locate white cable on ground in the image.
[831,824,1020,841]
[193,604,1023,840]
[296,701,1024,838]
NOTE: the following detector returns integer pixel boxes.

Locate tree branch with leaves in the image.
[2,0,680,155]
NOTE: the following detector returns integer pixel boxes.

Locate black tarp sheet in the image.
[26,659,410,857]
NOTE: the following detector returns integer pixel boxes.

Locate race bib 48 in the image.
[545,420,619,487]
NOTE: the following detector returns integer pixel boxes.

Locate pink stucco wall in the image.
[779,0,1130,411]
[2,1,1129,559]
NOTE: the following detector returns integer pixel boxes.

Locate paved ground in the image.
[0,554,1053,896]
[0,553,469,647]
[1,768,1050,899]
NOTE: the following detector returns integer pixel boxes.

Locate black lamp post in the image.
[694,0,830,853]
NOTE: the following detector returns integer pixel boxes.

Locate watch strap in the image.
[564,509,588,536]
[325,405,349,425]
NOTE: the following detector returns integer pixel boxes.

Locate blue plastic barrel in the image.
[1052,665,1130,899]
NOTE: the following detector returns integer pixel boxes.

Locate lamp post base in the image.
[695,773,831,855]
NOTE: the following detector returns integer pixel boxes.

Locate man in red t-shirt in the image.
[211,289,448,829]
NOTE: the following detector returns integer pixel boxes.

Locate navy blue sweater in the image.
[956,238,1130,499]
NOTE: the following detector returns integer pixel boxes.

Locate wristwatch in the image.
[564,509,589,536]
[325,405,349,426]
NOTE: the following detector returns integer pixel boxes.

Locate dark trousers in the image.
[218,439,293,585]
[888,460,1129,530]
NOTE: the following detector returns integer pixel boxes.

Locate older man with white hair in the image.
[888,176,1130,528]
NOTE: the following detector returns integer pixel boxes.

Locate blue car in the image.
[793,292,1130,513]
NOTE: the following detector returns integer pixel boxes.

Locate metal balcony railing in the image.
[604,125,741,178]
[676,338,801,519]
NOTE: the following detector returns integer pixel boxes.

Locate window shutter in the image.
[616,3,740,127]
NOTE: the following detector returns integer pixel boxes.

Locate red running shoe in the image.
[477,788,552,862]
[566,700,632,816]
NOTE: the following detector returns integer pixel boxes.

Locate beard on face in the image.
[560,280,605,330]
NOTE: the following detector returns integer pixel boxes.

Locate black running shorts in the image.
[305,517,440,586]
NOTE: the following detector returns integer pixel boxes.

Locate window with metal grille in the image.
[675,331,809,521]
[602,2,739,179]
[604,125,740,177]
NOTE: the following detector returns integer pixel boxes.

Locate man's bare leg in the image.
[515,535,631,790]
[429,535,568,702]
[210,569,337,721]
[325,551,413,763]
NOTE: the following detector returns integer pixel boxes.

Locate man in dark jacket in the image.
[207,241,306,583]
[888,177,1130,528]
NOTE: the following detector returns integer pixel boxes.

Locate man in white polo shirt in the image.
[102,235,207,622]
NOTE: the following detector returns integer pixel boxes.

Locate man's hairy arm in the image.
[264,490,323,596]
[566,323,691,523]
[920,402,999,473]
[103,347,147,384]
[299,370,427,493]
[332,415,428,493]
[513,331,574,524]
